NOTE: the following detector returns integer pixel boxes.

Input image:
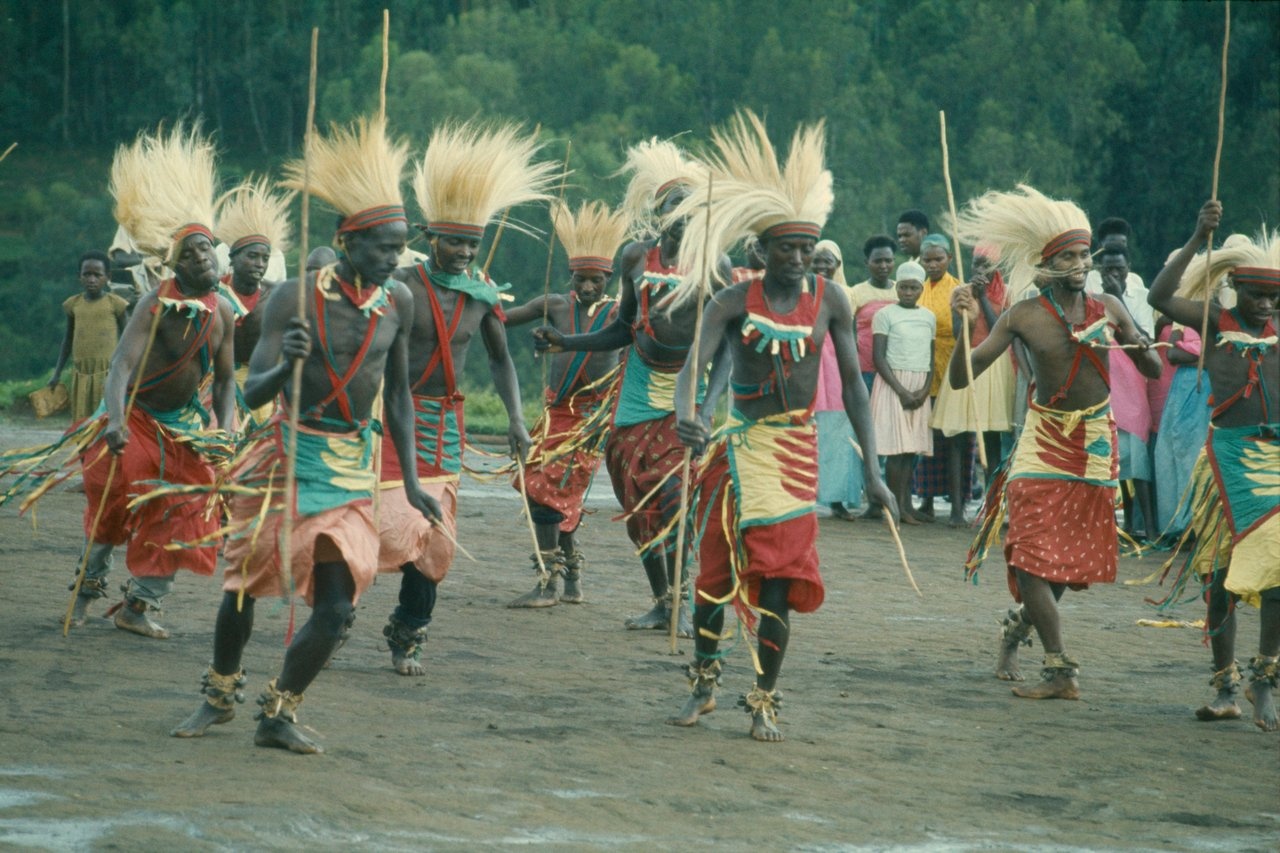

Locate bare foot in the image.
[899,513,922,526]
[507,577,559,608]
[624,598,670,631]
[560,569,584,603]
[1012,671,1080,700]
[69,595,93,627]
[948,511,966,528]
[171,702,235,737]
[383,618,427,676]
[996,608,1032,682]
[1194,692,1242,721]
[749,710,784,742]
[911,510,937,524]
[830,503,857,521]
[1245,657,1279,732]
[113,602,169,639]
[254,716,323,754]
[666,690,716,727]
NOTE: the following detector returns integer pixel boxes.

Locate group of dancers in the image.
[1,107,1275,752]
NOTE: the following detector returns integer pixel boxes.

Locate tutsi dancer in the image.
[376,120,547,673]
[1147,201,1279,732]
[504,200,628,607]
[664,112,897,741]
[534,139,729,637]
[173,117,439,753]
[953,185,1161,700]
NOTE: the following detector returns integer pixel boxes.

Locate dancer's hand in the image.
[676,418,710,453]
[532,326,564,354]
[104,425,129,455]
[866,477,899,522]
[1194,200,1222,242]
[281,317,312,363]
[509,421,532,460]
[406,483,443,524]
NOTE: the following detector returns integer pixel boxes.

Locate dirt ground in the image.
[0,415,1276,852]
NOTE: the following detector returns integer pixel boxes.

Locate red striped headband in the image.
[655,178,687,200]
[1040,228,1091,261]
[1233,266,1280,288]
[428,221,485,239]
[761,221,822,241]
[336,205,407,235]
[230,234,270,253]
[172,223,214,244]
[568,255,613,274]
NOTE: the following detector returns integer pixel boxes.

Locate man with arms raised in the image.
[664,112,897,741]
[1147,201,1278,732]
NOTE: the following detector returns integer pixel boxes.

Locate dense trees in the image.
[0,0,1275,389]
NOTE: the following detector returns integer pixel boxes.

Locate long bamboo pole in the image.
[279,28,319,607]
[939,110,985,470]
[1196,1,1230,390]
[668,174,714,653]
[378,9,390,122]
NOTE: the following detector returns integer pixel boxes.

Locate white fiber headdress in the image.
[281,115,409,237]
[950,183,1091,300]
[412,121,557,240]
[110,123,218,266]
[551,200,631,275]
[214,176,294,257]
[617,137,709,239]
[1178,229,1280,300]
[667,110,833,309]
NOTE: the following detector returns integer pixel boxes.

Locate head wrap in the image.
[1177,229,1280,299]
[813,239,847,286]
[920,233,952,254]
[896,261,926,284]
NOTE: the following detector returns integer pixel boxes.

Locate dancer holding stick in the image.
[1197,0,1231,390]
[951,185,1160,699]
[665,111,896,742]
[173,112,436,752]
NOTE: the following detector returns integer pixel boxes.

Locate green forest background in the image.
[0,0,1276,407]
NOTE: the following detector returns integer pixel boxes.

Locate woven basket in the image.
[29,384,70,418]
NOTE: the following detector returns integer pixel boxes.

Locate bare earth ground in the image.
[0,416,1276,852]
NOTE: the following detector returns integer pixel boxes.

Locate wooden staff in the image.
[481,209,510,277]
[279,28,319,599]
[63,305,164,635]
[0,142,16,166]
[1197,0,1230,390]
[515,456,547,578]
[378,9,390,121]
[939,110,986,470]
[540,141,573,335]
[669,174,714,653]
[847,436,921,597]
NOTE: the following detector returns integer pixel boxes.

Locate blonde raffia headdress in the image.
[666,110,833,309]
[950,183,1091,300]
[281,115,409,238]
[551,200,631,275]
[617,137,709,239]
[214,176,294,257]
[1177,229,1280,300]
[110,123,217,266]
[412,121,557,240]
